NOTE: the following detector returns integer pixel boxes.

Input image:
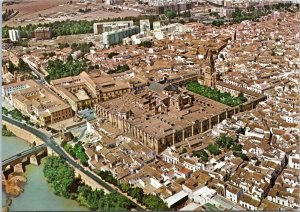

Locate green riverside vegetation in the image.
[63,142,89,166]
[61,141,167,210]
[2,125,15,136]
[43,156,133,211]
[186,81,247,107]
[98,170,168,210]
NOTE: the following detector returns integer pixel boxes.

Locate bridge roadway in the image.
[2,115,144,211]
[2,144,46,167]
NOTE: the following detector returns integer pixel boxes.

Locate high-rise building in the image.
[8,29,21,42]
[102,26,140,46]
[153,23,186,40]
[140,19,151,34]
[105,0,124,5]
[93,21,134,35]
[93,23,103,35]
[142,0,193,14]
[153,21,161,30]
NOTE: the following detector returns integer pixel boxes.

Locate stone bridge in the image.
[2,144,48,179]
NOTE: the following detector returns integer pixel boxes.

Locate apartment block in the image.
[93,21,134,35]
[140,19,151,34]
[8,29,21,42]
[102,26,140,45]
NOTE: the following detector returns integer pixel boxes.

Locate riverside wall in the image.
[3,121,44,146]
[3,120,58,156]
[73,168,110,193]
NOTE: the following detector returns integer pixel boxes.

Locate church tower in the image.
[203,50,216,88]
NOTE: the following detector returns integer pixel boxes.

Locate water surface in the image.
[2,136,88,211]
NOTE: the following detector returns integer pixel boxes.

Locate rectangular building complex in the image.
[3,80,73,126]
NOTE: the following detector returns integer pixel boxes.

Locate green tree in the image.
[193,149,209,163]
[138,40,153,48]
[2,107,9,115]
[107,52,119,59]
[234,152,248,161]
[238,92,247,102]
[231,144,242,152]
[3,15,161,39]
[143,194,168,210]
[18,59,32,73]
[216,135,234,149]
[98,192,132,211]
[45,59,87,81]
[98,170,118,185]
[107,64,130,74]
[82,187,105,210]
[71,42,93,54]
[119,183,130,193]
[64,144,76,157]
[223,173,230,182]
[165,9,176,20]
[181,148,187,154]
[212,20,224,27]
[236,127,246,135]
[207,143,220,155]
[128,187,144,203]
[43,156,79,198]
[48,52,56,57]
[186,82,247,107]
[74,142,89,166]
[58,43,70,49]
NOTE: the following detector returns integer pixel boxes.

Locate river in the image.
[2,136,88,211]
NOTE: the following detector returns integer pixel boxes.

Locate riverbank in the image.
[2,125,15,136]
[43,156,132,211]
[2,173,27,197]
[2,136,88,211]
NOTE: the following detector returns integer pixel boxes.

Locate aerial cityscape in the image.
[1,0,299,211]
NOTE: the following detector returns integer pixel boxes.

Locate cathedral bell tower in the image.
[203,50,216,88]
